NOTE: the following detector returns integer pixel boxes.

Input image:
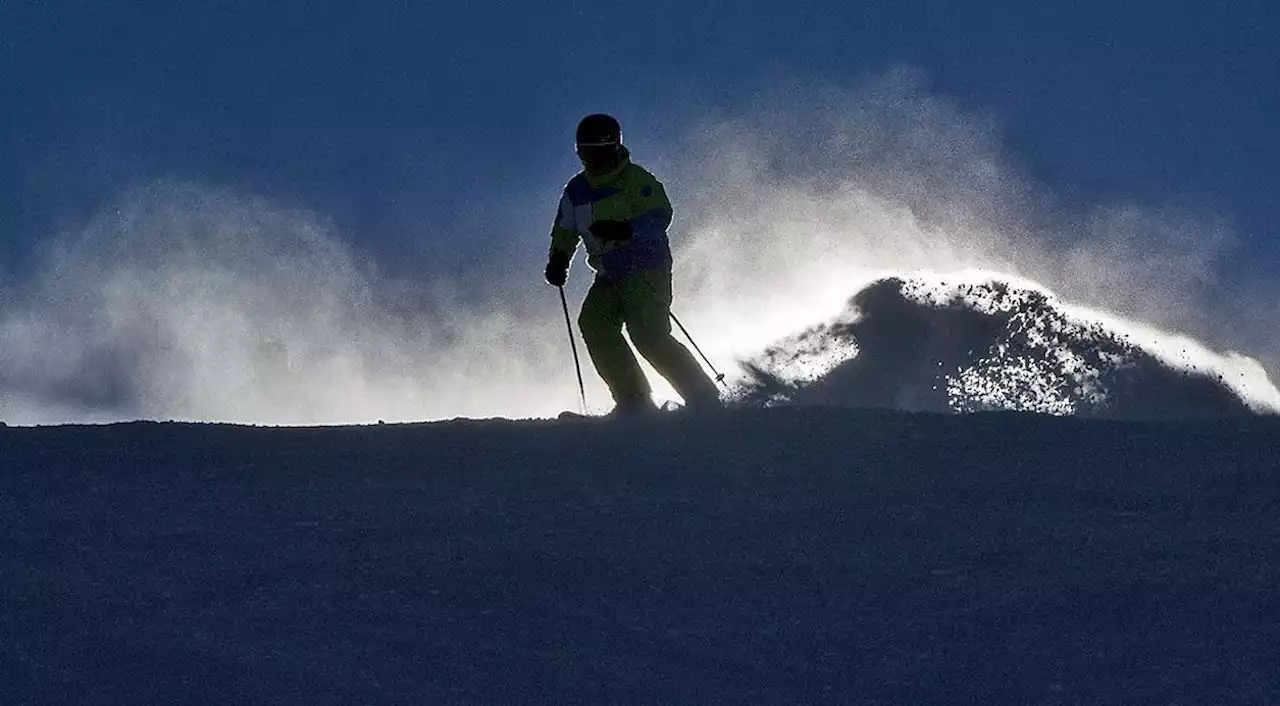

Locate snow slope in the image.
[3,407,1278,703]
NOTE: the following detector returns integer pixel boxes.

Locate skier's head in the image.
[575,113,622,174]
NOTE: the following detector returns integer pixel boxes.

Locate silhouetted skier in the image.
[544,114,720,416]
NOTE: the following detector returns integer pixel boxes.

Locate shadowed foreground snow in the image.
[3,407,1279,703]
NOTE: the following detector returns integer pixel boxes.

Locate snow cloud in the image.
[657,68,1279,411]
[0,183,573,424]
[2,68,1275,424]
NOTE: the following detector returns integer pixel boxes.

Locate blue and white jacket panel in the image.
[548,148,674,281]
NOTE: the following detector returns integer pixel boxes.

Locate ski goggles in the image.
[575,137,621,148]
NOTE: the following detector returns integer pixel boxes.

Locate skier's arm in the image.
[545,192,578,286]
[549,193,580,258]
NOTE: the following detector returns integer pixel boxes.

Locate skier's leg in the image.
[621,268,721,408]
[579,278,652,406]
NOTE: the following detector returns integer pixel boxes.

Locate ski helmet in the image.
[575,113,622,147]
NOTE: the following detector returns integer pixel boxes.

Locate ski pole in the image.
[558,286,588,413]
[634,273,728,387]
[669,310,726,386]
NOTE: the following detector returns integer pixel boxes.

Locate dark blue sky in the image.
[3,1,1277,277]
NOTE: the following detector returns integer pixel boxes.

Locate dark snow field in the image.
[3,406,1279,704]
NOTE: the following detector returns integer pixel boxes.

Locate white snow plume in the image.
[0,181,576,425]
[4,69,1275,424]
[653,68,1278,410]
[734,275,1277,418]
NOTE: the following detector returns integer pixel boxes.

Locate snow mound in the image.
[733,277,1270,419]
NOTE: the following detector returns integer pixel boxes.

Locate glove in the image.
[589,220,632,245]
[544,249,570,287]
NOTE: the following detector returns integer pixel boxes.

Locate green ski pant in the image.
[578,267,718,406]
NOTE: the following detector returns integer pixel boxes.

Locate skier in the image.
[544,113,721,416]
